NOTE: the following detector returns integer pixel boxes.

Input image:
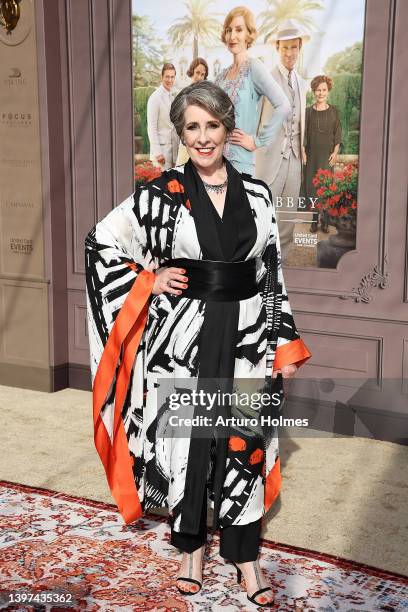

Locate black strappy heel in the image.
[176,551,203,595]
[176,576,202,595]
[232,561,275,607]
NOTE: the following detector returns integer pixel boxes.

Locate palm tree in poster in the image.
[259,0,324,42]
[167,0,222,60]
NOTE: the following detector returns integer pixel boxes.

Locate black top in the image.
[178,158,259,534]
[183,158,257,262]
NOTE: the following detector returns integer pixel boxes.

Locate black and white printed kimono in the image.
[85,159,311,534]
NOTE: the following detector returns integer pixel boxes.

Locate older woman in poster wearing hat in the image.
[255,20,310,261]
[215,6,290,176]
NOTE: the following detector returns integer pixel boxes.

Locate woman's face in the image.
[192,64,207,83]
[314,81,329,103]
[182,104,226,172]
[224,15,249,55]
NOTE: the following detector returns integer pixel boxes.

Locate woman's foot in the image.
[310,221,318,233]
[176,545,205,594]
[235,560,275,606]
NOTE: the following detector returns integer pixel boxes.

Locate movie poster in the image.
[132,0,365,268]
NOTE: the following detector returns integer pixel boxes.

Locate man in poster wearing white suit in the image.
[255,21,310,261]
[147,63,179,169]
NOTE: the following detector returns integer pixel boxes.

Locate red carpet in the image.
[0,481,407,610]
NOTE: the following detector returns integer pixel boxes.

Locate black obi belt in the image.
[165,257,259,302]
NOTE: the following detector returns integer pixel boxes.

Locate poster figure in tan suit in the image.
[255,21,310,261]
[147,63,179,169]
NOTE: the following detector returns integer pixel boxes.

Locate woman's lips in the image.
[195,147,214,157]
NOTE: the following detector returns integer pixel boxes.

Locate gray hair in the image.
[170,81,235,137]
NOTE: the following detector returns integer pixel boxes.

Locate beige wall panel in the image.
[0,0,50,384]
[1,280,49,366]
[299,330,381,384]
[0,0,44,280]
[67,290,89,364]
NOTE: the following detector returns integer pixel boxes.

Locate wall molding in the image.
[339,255,389,303]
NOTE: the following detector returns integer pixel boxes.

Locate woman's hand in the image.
[153,267,188,296]
[229,129,256,152]
[328,151,337,166]
[272,364,298,379]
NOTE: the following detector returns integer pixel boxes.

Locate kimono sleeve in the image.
[85,190,156,525]
[261,192,311,373]
[85,191,156,380]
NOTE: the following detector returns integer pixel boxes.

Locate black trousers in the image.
[170,487,262,563]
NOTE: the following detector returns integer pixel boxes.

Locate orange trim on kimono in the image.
[92,268,155,524]
[264,457,282,512]
[274,338,311,371]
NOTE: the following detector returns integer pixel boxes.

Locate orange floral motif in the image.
[228,436,246,451]
[125,262,139,272]
[249,449,264,465]
[185,198,191,210]
[167,179,184,193]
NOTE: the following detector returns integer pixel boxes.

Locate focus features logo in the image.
[1,110,32,126]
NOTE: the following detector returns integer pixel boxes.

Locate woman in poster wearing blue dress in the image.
[216,6,290,176]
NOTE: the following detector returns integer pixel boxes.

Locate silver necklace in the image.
[202,177,228,194]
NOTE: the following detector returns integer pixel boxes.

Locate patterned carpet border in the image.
[1,478,407,585]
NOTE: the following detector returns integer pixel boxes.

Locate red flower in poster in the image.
[134,161,162,186]
[312,164,358,230]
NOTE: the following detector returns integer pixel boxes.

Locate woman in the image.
[302,75,342,232]
[176,57,209,165]
[86,81,311,607]
[215,6,290,175]
[187,57,209,83]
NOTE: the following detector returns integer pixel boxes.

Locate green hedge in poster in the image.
[134,86,155,154]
